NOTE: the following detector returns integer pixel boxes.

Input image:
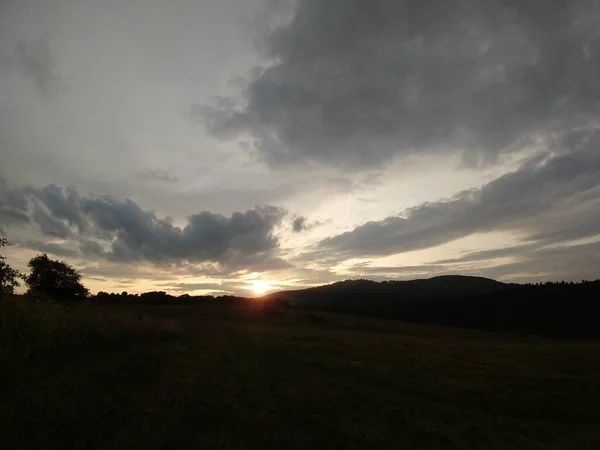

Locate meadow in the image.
[1,296,599,450]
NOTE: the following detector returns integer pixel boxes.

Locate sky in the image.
[1,0,599,297]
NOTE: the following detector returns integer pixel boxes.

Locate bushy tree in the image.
[0,238,22,296]
[26,254,89,301]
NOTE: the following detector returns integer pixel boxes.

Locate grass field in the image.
[2,297,600,450]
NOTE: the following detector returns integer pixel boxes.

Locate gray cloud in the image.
[477,240,600,282]
[78,239,107,258]
[341,239,600,283]
[32,206,72,238]
[27,184,86,229]
[0,177,30,226]
[138,169,180,183]
[292,216,307,232]
[158,282,233,294]
[453,240,600,282]
[291,215,324,233]
[0,179,290,270]
[79,263,185,283]
[0,207,29,230]
[80,197,286,266]
[23,240,79,258]
[312,138,600,261]
[433,244,537,265]
[1,40,63,95]
[199,0,600,169]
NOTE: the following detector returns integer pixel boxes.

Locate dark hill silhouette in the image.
[269,275,507,307]
[267,276,600,338]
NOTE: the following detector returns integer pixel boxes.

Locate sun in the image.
[249,279,271,296]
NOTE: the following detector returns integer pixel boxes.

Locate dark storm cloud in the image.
[0,180,288,269]
[199,0,600,168]
[79,197,285,266]
[32,206,72,238]
[27,184,85,229]
[313,140,600,260]
[2,180,84,238]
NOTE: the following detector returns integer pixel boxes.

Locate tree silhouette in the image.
[0,238,22,296]
[26,254,89,301]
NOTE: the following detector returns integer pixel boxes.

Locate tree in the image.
[26,254,89,301]
[0,238,22,296]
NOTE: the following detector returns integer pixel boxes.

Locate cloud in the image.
[78,239,107,258]
[23,240,79,258]
[291,215,323,233]
[138,169,180,183]
[453,239,600,282]
[310,137,600,261]
[157,282,233,294]
[0,179,290,270]
[32,206,73,238]
[199,0,600,169]
[27,184,86,229]
[80,197,286,267]
[433,244,537,265]
[1,40,63,95]
[0,177,30,226]
[292,216,307,232]
[338,238,600,283]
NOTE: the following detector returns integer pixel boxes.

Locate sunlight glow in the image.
[249,279,271,296]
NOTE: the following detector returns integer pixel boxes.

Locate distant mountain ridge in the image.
[270,275,507,307]
[266,275,600,338]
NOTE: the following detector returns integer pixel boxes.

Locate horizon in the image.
[2,0,599,297]
[72,274,600,298]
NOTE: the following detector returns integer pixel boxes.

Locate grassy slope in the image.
[1,298,600,450]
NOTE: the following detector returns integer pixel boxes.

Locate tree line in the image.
[1,238,88,301]
[93,291,239,305]
[1,238,238,305]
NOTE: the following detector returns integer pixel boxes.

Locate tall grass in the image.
[0,295,151,386]
[1,295,41,384]
[2,296,600,449]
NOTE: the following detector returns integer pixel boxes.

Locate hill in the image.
[267,276,600,338]
[272,275,506,305]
